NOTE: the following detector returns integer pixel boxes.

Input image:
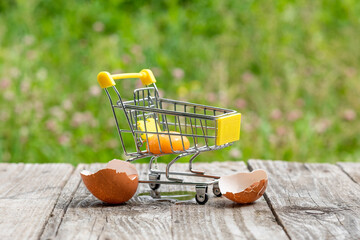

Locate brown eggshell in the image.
[219,169,268,204]
[80,160,138,204]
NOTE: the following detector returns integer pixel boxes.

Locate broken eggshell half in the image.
[80,159,139,204]
[219,169,268,204]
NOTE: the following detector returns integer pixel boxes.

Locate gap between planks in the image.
[247,162,292,240]
[248,160,360,240]
[0,163,74,240]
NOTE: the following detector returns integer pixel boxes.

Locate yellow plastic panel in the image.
[216,113,241,146]
[97,71,115,88]
[137,118,161,140]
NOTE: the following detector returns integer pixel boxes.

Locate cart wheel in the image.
[195,185,209,205]
[149,183,160,191]
[195,193,209,205]
[212,186,222,197]
[149,174,161,190]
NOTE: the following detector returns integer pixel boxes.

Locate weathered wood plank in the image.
[0,163,74,240]
[248,160,360,240]
[337,162,360,184]
[46,163,173,240]
[169,162,288,240]
[43,161,287,240]
[40,164,85,239]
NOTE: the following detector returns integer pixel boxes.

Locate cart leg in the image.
[148,156,161,190]
[195,185,209,205]
[148,156,158,173]
[165,153,191,182]
[189,152,205,174]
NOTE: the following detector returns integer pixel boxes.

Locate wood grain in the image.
[248,160,360,240]
[337,162,360,184]
[41,161,287,240]
[0,163,74,240]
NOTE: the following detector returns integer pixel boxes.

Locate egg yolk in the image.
[146,131,190,154]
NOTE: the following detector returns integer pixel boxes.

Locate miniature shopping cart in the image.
[97,69,241,204]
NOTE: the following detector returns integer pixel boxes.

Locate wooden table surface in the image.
[1,160,360,240]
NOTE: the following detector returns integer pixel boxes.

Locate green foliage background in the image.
[0,0,359,164]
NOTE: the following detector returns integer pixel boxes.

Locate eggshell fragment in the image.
[80,159,138,204]
[219,169,268,204]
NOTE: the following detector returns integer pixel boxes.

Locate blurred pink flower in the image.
[3,91,15,100]
[58,133,71,146]
[157,89,164,97]
[93,21,104,32]
[106,139,118,148]
[107,118,115,128]
[287,109,303,122]
[50,106,65,120]
[314,119,331,133]
[34,101,44,119]
[207,92,217,103]
[0,78,11,89]
[112,69,123,74]
[26,50,38,60]
[122,54,131,64]
[71,113,83,127]
[23,35,35,46]
[271,109,282,120]
[235,98,247,109]
[71,111,97,127]
[296,98,305,108]
[268,134,279,145]
[15,104,24,114]
[243,122,254,131]
[62,99,73,111]
[219,90,229,106]
[0,111,10,121]
[36,68,48,81]
[342,109,356,121]
[229,148,242,158]
[242,72,254,83]
[136,79,143,89]
[46,120,58,132]
[276,126,287,136]
[10,67,20,79]
[0,78,11,90]
[131,45,144,63]
[172,68,185,79]
[131,45,142,55]
[344,67,356,78]
[89,85,101,96]
[242,115,260,132]
[82,135,94,145]
[34,101,43,109]
[20,81,30,93]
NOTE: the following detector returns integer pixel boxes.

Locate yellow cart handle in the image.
[97,69,156,88]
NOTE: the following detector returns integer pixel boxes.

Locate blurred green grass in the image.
[0,0,359,165]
